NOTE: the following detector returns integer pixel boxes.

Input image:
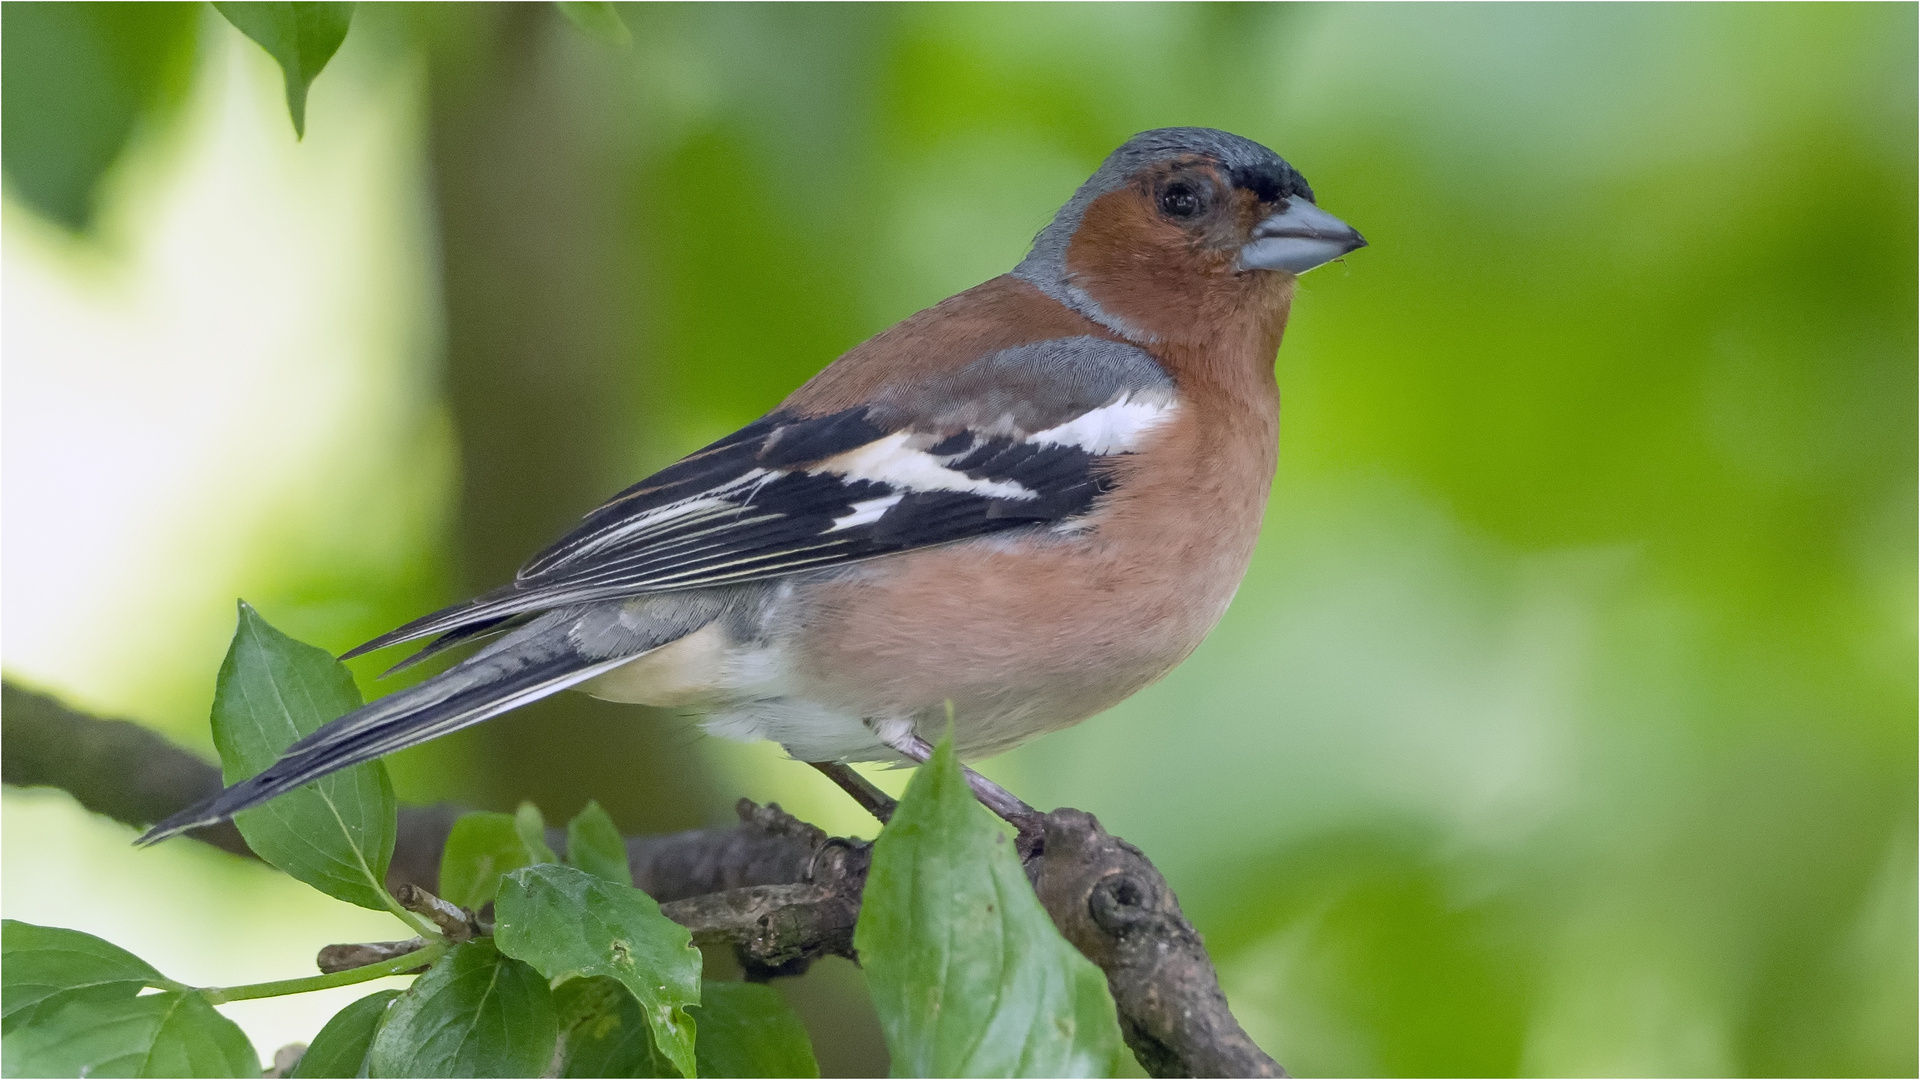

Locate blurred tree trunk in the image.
[416,12,891,1072]
[420,4,717,833]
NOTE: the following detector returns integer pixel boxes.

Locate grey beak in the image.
[1239,200,1366,274]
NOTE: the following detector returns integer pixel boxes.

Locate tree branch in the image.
[1,682,253,860]
[1034,809,1283,1077]
[1,679,1282,1078]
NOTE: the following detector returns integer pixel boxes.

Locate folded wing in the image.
[347,335,1179,660]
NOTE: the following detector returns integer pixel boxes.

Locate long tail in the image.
[136,615,640,846]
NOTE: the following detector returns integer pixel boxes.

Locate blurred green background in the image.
[3,3,1913,1076]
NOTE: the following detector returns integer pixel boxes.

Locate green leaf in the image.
[438,811,542,910]
[853,735,1126,1078]
[554,979,817,1079]
[555,2,632,47]
[494,865,702,1080]
[554,976,672,1078]
[566,801,632,886]
[515,802,560,865]
[2,991,259,1078]
[289,989,397,1078]
[367,941,555,1078]
[211,2,354,138]
[690,982,819,1079]
[211,602,396,912]
[0,2,199,230]
[1,921,166,1034]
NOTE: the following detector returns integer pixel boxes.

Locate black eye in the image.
[1158,181,1204,220]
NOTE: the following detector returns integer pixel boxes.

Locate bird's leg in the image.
[877,729,1041,833]
[807,761,897,824]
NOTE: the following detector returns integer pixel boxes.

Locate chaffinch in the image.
[143,127,1363,843]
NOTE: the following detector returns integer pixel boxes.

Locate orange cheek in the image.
[1065,190,1221,340]
[1066,188,1290,350]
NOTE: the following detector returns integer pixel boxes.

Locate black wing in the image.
[347,336,1177,660]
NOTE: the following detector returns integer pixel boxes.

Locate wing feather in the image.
[347,339,1180,662]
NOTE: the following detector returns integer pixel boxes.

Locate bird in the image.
[140,127,1364,845]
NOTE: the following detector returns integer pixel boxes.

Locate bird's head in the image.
[1014,127,1365,347]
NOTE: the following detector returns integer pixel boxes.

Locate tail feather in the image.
[136,632,639,846]
[377,614,528,677]
[339,585,523,661]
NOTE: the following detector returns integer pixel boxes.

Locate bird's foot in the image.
[807,760,898,823]
[869,730,1045,856]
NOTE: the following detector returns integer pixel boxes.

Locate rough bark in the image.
[1034,809,1285,1077]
